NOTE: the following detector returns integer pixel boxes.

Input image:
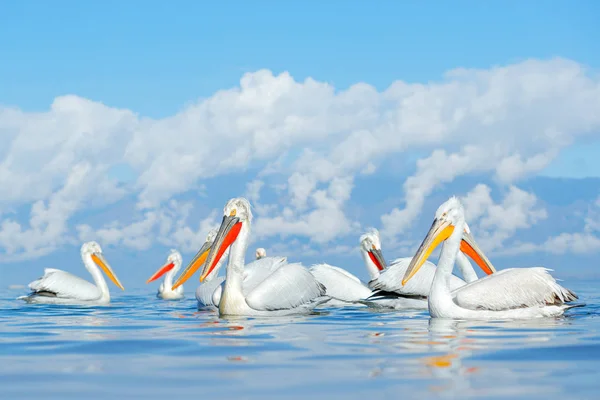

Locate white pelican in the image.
[256,248,267,259]
[19,241,124,305]
[172,229,289,309]
[360,227,493,309]
[146,249,184,300]
[359,229,387,281]
[403,196,578,319]
[178,197,328,316]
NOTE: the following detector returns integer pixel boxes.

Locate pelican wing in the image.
[243,256,288,294]
[309,264,372,302]
[452,267,578,311]
[245,263,326,311]
[198,257,288,307]
[315,264,362,283]
[28,268,101,301]
[369,258,466,296]
[195,276,226,307]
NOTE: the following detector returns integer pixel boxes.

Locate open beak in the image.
[200,214,242,283]
[171,240,212,290]
[460,231,497,275]
[91,252,125,290]
[368,248,387,271]
[402,218,455,286]
[146,262,175,284]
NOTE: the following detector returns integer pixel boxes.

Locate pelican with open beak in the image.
[184,197,328,316]
[146,249,184,300]
[402,196,578,319]
[19,241,124,305]
[361,226,494,310]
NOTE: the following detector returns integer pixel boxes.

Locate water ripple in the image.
[1,280,599,399]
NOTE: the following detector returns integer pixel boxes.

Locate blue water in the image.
[1,280,599,399]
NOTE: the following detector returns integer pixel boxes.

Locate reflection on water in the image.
[0,280,599,399]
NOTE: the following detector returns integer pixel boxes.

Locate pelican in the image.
[177,197,328,316]
[256,248,267,259]
[360,227,493,309]
[172,228,290,309]
[403,196,578,319]
[18,241,124,305]
[146,249,184,300]
[360,229,387,281]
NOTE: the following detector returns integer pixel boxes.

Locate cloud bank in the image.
[0,58,599,262]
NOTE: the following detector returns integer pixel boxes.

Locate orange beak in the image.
[146,262,175,284]
[199,214,242,282]
[402,218,497,286]
[171,241,212,290]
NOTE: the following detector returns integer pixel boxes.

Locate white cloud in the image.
[77,200,219,253]
[460,184,547,252]
[501,194,600,256]
[245,179,264,203]
[1,58,600,261]
[0,162,126,261]
[253,176,359,244]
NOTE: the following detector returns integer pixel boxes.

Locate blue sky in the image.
[1,1,599,290]
[2,1,598,116]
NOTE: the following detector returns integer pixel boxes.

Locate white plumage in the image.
[28,269,102,301]
[452,267,577,312]
[359,229,475,310]
[19,241,124,305]
[404,196,578,320]
[147,249,184,300]
[309,263,372,306]
[180,197,329,316]
[207,256,289,307]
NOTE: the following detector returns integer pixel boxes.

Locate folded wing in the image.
[28,268,101,301]
[309,263,372,302]
[452,267,578,311]
[246,263,326,311]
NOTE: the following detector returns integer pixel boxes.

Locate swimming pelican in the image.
[256,248,267,259]
[359,229,387,281]
[403,196,578,319]
[172,229,290,309]
[146,249,184,300]
[182,197,328,316]
[19,241,124,305]
[360,227,493,309]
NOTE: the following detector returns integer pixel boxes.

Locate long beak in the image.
[402,218,454,286]
[171,240,212,290]
[460,231,497,275]
[200,214,242,282]
[146,262,175,284]
[368,248,387,271]
[91,253,125,290]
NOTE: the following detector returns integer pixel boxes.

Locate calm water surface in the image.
[1,280,599,399]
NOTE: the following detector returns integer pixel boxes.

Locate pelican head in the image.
[146,249,183,284]
[402,197,496,286]
[224,197,253,222]
[360,228,387,274]
[80,241,124,290]
[199,197,251,282]
[255,248,267,259]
